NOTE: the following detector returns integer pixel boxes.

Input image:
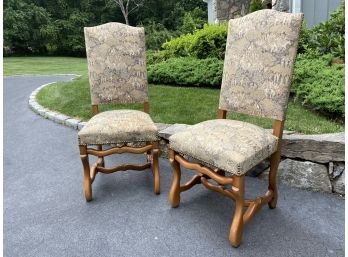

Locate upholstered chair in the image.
[78,23,160,202]
[168,10,303,247]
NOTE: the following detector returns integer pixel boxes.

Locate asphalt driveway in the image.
[4,75,345,257]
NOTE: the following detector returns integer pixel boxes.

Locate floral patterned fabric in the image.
[84,23,148,105]
[169,119,278,176]
[219,10,303,121]
[78,110,158,145]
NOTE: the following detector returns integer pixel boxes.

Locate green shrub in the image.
[306,1,345,59]
[4,0,51,54]
[249,0,265,13]
[147,53,344,117]
[146,50,168,65]
[162,23,228,59]
[297,21,312,54]
[313,3,345,57]
[144,22,179,50]
[292,54,345,116]
[179,7,206,34]
[161,33,193,58]
[148,57,223,87]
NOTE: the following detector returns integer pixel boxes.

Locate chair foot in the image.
[229,176,245,247]
[168,150,181,208]
[84,180,92,202]
[80,145,93,202]
[268,191,278,209]
[268,151,280,209]
[229,201,244,247]
[152,147,160,194]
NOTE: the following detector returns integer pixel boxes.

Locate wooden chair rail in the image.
[201,177,239,200]
[89,160,151,182]
[243,190,274,225]
[174,154,234,186]
[179,169,274,225]
[180,174,203,192]
[87,145,153,157]
[97,163,151,174]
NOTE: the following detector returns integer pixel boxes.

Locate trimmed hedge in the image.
[148,57,223,87]
[161,23,228,59]
[146,50,168,65]
[292,54,345,116]
[148,54,344,117]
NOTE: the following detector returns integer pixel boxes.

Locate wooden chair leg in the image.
[79,145,92,202]
[152,143,160,195]
[229,176,245,248]
[268,151,281,209]
[97,144,104,168]
[168,149,181,208]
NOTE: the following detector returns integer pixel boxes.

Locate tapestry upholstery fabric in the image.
[219,10,303,121]
[169,119,278,176]
[78,110,158,145]
[84,22,148,105]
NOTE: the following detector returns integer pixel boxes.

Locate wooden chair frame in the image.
[168,109,284,247]
[79,102,160,202]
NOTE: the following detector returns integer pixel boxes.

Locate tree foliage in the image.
[4,0,51,54]
[4,0,207,55]
[298,0,345,59]
[309,0,345,59]
[249,0,265,13]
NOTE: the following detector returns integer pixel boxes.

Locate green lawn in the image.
[4,57,87,76]
[36,75,344,134]
[5,57,344,134]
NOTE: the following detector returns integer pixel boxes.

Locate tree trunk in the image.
[124,15,129,25]
[272,0,289,12]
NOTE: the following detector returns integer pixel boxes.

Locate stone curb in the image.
[28,75,88,130]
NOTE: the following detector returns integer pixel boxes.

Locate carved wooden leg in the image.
[229,176,245,248]
[97,144,104,168]
[168,149,181,208]
[79,145,92,202]
[152,142,160,195]
[268,151,281,209]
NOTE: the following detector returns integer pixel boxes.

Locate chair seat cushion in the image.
[78,110,158,145]
[169,119,278,176]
